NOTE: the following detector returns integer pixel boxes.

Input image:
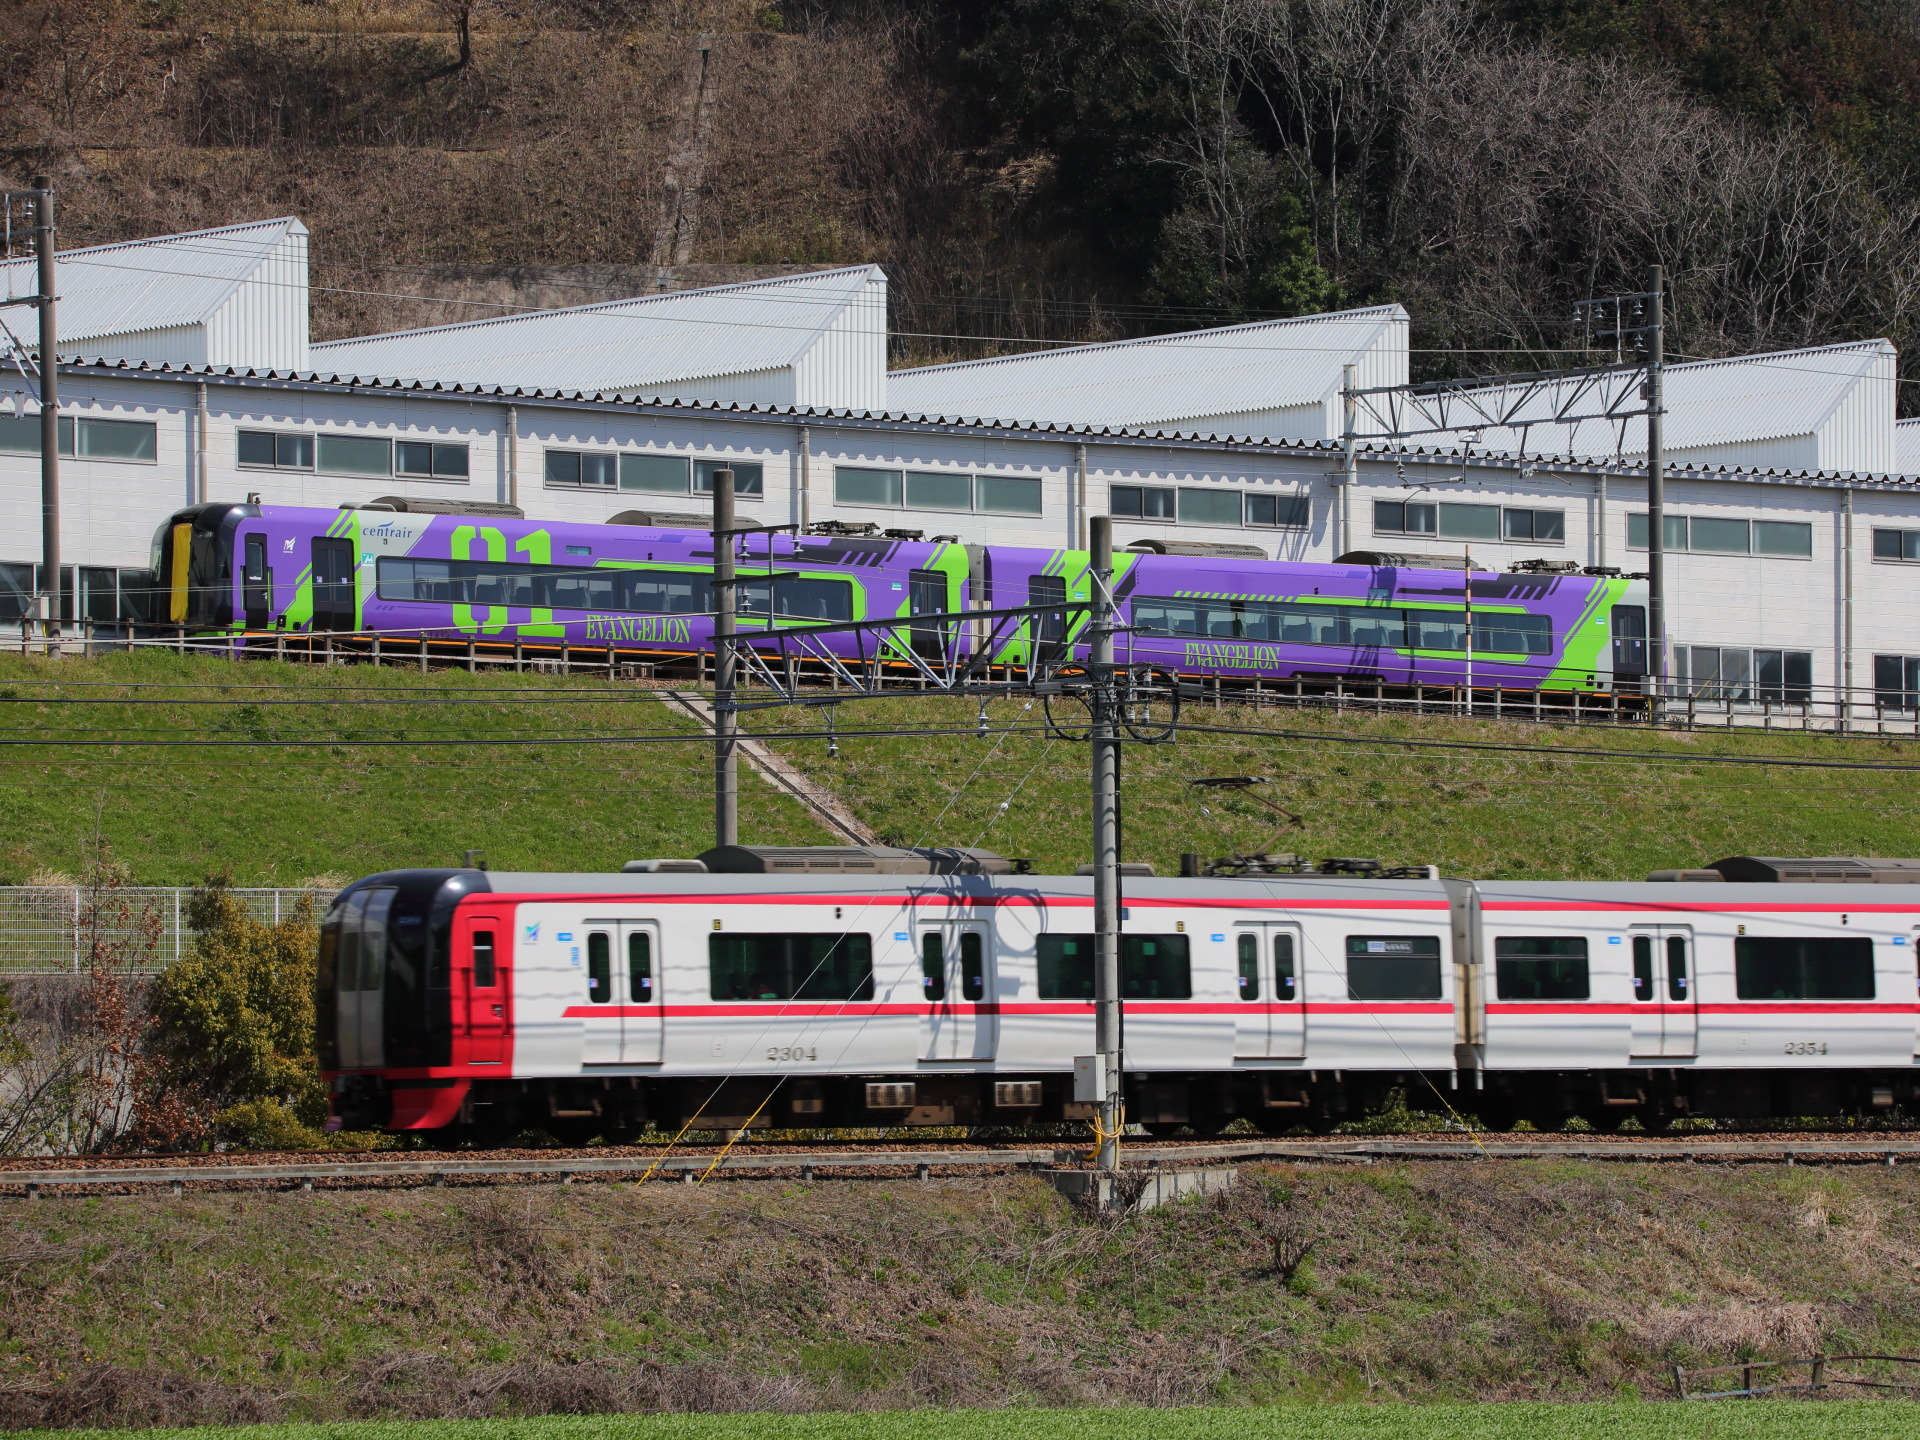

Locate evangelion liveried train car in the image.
[153,501,1650,693]
[319,849,1920,1140]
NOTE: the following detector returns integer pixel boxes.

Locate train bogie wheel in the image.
[1141,1122,1184,1137]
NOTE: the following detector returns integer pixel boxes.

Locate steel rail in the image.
[8,1136,1920,1194]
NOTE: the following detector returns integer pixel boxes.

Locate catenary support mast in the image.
[33,181,56,634]
[1089,515,1123,1170]
[712,466,738,847]
[1645,265,1666,700]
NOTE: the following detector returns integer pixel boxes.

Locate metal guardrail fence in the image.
[1673,1354,1920,1400]
[0,886,329,975]
[17,618,1920,741]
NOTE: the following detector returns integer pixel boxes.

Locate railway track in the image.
[8,1134,1920,1196]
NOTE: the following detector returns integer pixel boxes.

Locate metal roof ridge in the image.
[889,304,1407,377]
[52,354,1920,487]
[1,216,304,266]
[311,263,886,349]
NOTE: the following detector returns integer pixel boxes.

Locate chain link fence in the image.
[0,887,331,975]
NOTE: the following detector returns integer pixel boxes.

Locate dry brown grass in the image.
[0,1161,1912,1426]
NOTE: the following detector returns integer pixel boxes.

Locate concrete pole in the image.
[33,181,57,634]
[1645,266,1666,701]
[1089,514,1122,1170]
[712,466,738,848]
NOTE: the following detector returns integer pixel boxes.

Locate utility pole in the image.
[712,466,738,848]
[1644,265,1666,701]
[1088,515,1123,1170]
[1339,363,1358,555]
[32,180,56,635]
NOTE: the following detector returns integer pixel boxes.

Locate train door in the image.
[311,537,356,631]
[622,922,663,1063]
[1630,926,1696,1058]
[909,569,950,660]
[581,927,622,1064]
[459,908,509,1065]
[918,921,994,1059]
[1233,923,1306,1059]
[242,533,272,629]
[1029,575,1067,666]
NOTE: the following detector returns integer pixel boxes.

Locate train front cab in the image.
[153,502,262,632]
[319,868,495,1130]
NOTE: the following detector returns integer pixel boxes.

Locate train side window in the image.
[709,934,875,1002]
[1274,933,1297,1001]
[1666,936,1689,1001]
[1494,937,1590,1000]
[1735,936,1874,1000]
[472,931,497,988]
[921,933,947,1002]
[1036,935,1192,999]
[1345,936,1442,1000]
[960,931,985,1002]
[336,889,368,991]
[587,932,612,1003]
[1236,934,1260,1001]
[629,932,653,1003]
[1632,936,1653,1001]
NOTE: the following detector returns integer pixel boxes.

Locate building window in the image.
[238,430,467,479]
[238,431,313,470]
[1503,508,1565,542]
[1875,655,1920,709]
[1246,494,1310,528]
[1872,528,1920,561]
[1374,500,1553,543]
[0,414,156,462]
[692,460,764,496]
[1113,484,1305,529]
[1676,646,1813,704]
[834,467,1039,516]
[1628,514,1812,557]
[395,441,470,479]
[1112,485,1176,520]
[317,435,398,478]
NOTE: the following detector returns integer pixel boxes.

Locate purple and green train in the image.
[154,500,1650,691]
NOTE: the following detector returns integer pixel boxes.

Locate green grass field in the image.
[0,652,831,885]
[5,652,1920,886]
[24,1402,1920,1440]
[754,695,1920,880]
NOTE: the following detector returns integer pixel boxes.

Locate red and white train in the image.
[318,849,1920,1138]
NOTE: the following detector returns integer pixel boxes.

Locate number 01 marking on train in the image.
[767,1046,820,1062]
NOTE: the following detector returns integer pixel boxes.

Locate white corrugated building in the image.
[887,305,1407,440]
[1421,341,1897,475]
[310,266,888,411]
[5,215,1920,716]
[0,218,308,373]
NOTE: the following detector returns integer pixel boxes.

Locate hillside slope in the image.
[0,652,831,886]
[2,655,1916,884]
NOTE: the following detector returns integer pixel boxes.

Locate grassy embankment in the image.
[754,696,1920,880]
[0,1162,1915,1427]
[5,653,1920,884]
[0,653,832,886]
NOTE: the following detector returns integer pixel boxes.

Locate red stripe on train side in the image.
[488,891,1452,911]
[1481,900,1920,914]
[562,1001,1454,1019]
[1486,1002,1913,1015]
